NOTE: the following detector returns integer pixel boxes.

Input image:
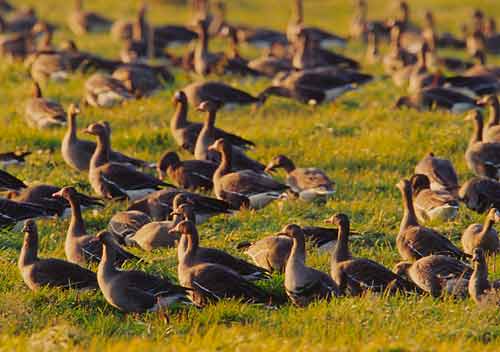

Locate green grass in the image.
[2,0,500,351]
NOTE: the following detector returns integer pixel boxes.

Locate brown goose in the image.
[112,63,172,98]
[468,248,500,305]
[85,122,171,200]
[462,208,500,256]
[394,255,471,298]
[466,51,500,79]
[0,169,26,190]
[0,28,31,60]
[29,50,71,83]
[282,224,339,306]
[328,213,418,295]
[414,152,459,195]
[126,210,182,251]
[477,95,500,143]
[174,220,274,307]
[410,174,459,222]
[157,151,216,191]
[97,231,189,313]
[394,87,478,114]
[53,187,138,265]
[239,234,292,273]
[247,54,293,78]
[59,40,121,73]
[0,198,51,228]
[62,104,150,172]
[265,155,335,201]
[0,151,30,167]
[383,26,416,74]
[170,91,255,153]
[460,177,500,214]
[396,179,469,261]
[18,220,98,291]
[67,0,112,35]
[107,210,152,245]
[209,139,288,209]
[25,81,66,128]
[465,110,500,180]
[84,73,134,108]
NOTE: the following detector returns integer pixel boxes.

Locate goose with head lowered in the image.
[396,179,469,261]
[462,208,500,256]
[112,63,172,98]
[0,169,26,190]
[170,91,255,154]
[477,95,500,143]
[96,231,189,313]
[281,224,340,306]
[468,248,500,305]
[18,220,98,292]
[414,152,459,195]
[52,187,138,266]
[460,177,500,214]
[85,122,172,200]
[62,105,151,172]
[84,73,134,108]
[67,0,112,35]
[25,81,66,128]
[209,138,288,209]
[174,220,277,307]
[328,213,418,296]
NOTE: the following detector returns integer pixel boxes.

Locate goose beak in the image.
[207,143,217,152]
[476,97,487,106]
[324,217,334,224]
[157,169,165,180]
[82,127,93,135]
[168,228,180,236]
[264,164,276,173]
[52,190,64,198]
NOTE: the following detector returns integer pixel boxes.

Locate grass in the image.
[1,0,500,351]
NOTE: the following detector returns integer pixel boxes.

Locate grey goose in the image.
[468,248,500,305]
[0,169,26,190]
[67,0,112,35]
[0,150,30,167]
[462,208,500,256]
[459,177,500,213]
[414,152,459,195]
[477,95,500,143]
[84,73,134,108]
[25,81,66,128]
[107,210,152,245]
[394,87,478,114]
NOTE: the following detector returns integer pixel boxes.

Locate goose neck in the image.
[332,222,351,263]
[90,132,110,169]
[67,195,86,237]
[171,100,189,130]
[19,234,38,267]
[99,243,118,280]
[400,185,419,231]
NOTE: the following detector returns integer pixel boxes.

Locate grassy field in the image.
[2,0,500,351]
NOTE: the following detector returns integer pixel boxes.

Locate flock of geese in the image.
[3,0,500,314]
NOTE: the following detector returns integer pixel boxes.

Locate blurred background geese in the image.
[25,81,66,128]
[84,73,134,108]
[468,248,500,305]
[461,208,500,256]
[414,152,459,196]
[67,0,112,35]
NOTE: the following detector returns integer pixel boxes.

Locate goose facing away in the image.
[459,177,500,214]
[462,208,500,255]
[18,220,98,291]
[414,152,459,195]
[107,210,152,245]
[468,248,500,305]
[282,224,340,306]
[25,82,66,128]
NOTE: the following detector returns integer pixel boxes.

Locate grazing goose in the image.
[465,110,500,180]
[247,54,293,78]
[414,152,459,195]
[282,224,339,306]
[25,82,66,128]
[0,169,26,190]
[18,220,98,291]
[396,179,468,261]
[0,197,51,227]
[84,73,134,108]
[112,64,167,98]
[195,101,265,172]
[62,105,150,171]
[29,51,72,83]
[170,91,255,153]
[462,208,500,256]
[394,255,471,298]
[410,174,459,222]
[53,187,138,265]
[328,213,418,295]
[394,87,478,114]
[107,210,152,245]
[59,40,121,73]
[460,177,500,214]
[67,0,112,35]
[157,151,216,191]
[0,151,30,166]
[97,231,189,313]
[468,248,500,305]
[209,139,288,209]
[174,220,274,307]
[265,155,335,201]
[85,122,170,200]
[477,95,500,143]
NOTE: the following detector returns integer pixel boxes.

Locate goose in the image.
[209,138,288,209]
[157,150,216,191]
[407,42,439,93]
[0,198,51,227]
[394,255,471,298]
[174,220,275,307]
[84,73,134,108]
[265,155,335,201]
[247,54,293,78]
[0,151,30,166]
[459,177,500,214]
[410,174,459,222]
[107,210,152,245]
[62,104,151,172]
[383,25,417,74]
[58,40,121,72]
[85,122,171,200]
[444,74,500,97]
[365,30,380,65]
[414,152,460,195]
[112,64,170,98]
[67,0,112,35]
[468,248,500,305]
[238,234,292,273]
[396,179,469,261]
[182,81,265,109]
[0,169,26,190]
[0,26,31,60]
[96,231,189,313]
[4,7,38,33]
[281,224,339,306]
[422,11,465,49]
[465,51,500,79]
[477,95,500,143]
[18,220,98,291]
[229,25,287,49]
[328,213,418,295]
[462,208,500,256]
[394,87,478,114]
[169,91,255,153]
[465,110,500,180]
[195,101,265,172]
[29,50,72,83]
[350,0,389,42]
[25,81,66,128]
[52,187,138,265]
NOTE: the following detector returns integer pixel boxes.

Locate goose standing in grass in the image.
[18,220,98,291]
[282,224,339,306]
[477,95,500,143]
[85,122,171,200]
[25,81,66,128]
[67,0,112,35]
[0,151,30,167]
[394,86,478,113]
[84,73,134,108]
[107,210,152,245]
[209,139,288,210]
[396,179,469,261]
[0,169,26,190]
[394,255,471,298]
[265,155,335,201]
[410,174,459,222]
[96,231,189,313]
[468,248,500,305]
[459,177,500,213]
[465,110,500,180]
[462,208,500,256]
[53,187,138,265]
[328,213,418,295]
[174,220,275,307]
[414,152,459,195]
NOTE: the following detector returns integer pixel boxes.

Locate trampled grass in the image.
[2,0,500,351]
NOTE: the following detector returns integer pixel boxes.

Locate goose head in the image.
[172,91,187,105]
[487,207,500,223]
[471,248,486,269]
[196,100,223,113]
[22,219,37,236]
[477,94,497,107]
[168,219,196,237]
[171,203,196,222]
[280,224,304,240]
[393,262,412,277]
[172,193,195,211]
[52,186,77,200]
[157,151,180,179]
[96,230,114,245]
[325,213,350,226]
[265,155,294,174]
[409,174,431,195]
[396,179,411,194]
[67,103,80,119]
[83,122,108,137]
[207,138,228,154]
